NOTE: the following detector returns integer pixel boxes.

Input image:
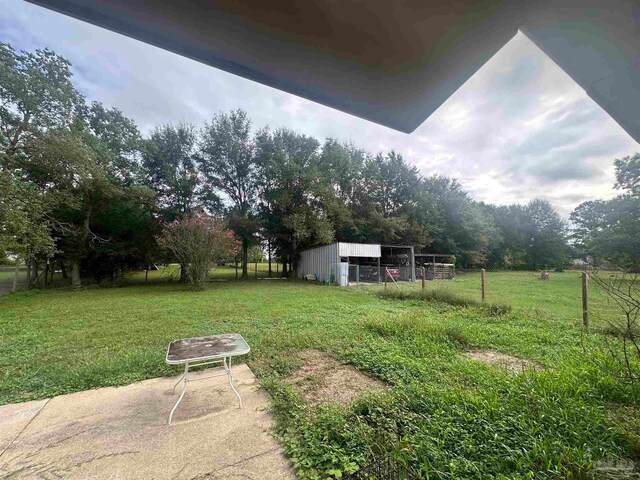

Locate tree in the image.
[571,153,640,270]
[614,153,640,197]
[1,43,162,288]
[316,139,365,242]
[0,171,55,290]
[0,43,81,164]
[420,175,501,267]
[84,101,142,183]
[484,204,528,268]
[256,127,333,275]
[199,110,259,279]
[23,129,113,286]
[142,124,201,222]
[161,215,240,290]
[524,199,568,270]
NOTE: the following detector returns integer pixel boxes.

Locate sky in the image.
[1,1,638,217]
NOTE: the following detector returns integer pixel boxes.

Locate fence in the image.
[0,266,28,295]
[85,262,285,285]
[390,268,637,333]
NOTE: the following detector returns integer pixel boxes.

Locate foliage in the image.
[256,127,333,274]
[200,110,260,278]
[1,43,162,287]
[571,153,640,270]
[615,153,640,197]
[0,170,55,263]
[160,215,240,289]
[142,123,200,221]
[0,43,81,160]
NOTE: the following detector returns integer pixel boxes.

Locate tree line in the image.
[570,153,640,271]
[1,44,638,287]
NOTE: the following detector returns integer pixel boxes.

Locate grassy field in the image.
[394,270,628,332]
[1,277,639,478]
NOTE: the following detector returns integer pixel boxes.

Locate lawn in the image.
[1,278,639,478]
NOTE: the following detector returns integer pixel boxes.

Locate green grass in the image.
[378,287,513,316]
[1,277,638,478]
[0,269,25,283]
[136,262,284,282]
[381,270,633,332]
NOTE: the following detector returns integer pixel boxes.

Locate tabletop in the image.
[166,333,250,365]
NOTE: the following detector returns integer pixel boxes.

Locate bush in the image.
[160,215,240,290]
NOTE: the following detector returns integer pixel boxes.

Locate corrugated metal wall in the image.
[337,243,381,258]
[296,243,339,283]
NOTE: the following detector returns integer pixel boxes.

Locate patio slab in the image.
[0,365,294,479]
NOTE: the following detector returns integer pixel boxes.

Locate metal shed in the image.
[297,242,382,285]
[297,242,417,285]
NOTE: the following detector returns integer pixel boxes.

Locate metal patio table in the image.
[165,333,250,425]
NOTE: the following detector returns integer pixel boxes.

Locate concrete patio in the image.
[0,365,294,479]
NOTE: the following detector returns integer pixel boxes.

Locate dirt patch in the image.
[594,458,638,479]
[464,349,541,374]
[286,350,385,406]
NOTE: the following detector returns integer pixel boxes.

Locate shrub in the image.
[160,214,240,290]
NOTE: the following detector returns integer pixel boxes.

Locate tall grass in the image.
[378,287,512,316]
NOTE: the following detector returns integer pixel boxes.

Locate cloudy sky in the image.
[1,1,638,217]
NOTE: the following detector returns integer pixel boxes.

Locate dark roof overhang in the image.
[28,0,640,142]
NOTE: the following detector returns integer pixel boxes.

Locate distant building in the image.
[296,243,415,285]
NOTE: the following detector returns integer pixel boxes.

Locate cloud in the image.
[1,0,638,218]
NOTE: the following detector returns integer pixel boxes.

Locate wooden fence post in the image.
[582,271,589,331]
[481,269,486,303]
[421,267,426,290]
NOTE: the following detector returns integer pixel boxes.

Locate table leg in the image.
[168,361,189,425]
[171,372,186,394]
[224,356,243,409]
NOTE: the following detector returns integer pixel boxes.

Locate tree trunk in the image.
[178,264,188,283]
[241,239,249,280]
[268,239,272,277]
[44,261,50,288]
[282,254,288,277]
[71,260,81,288]
[289,237,297,279]
[26,259,32,289]
[61,262,68,280]
[11,261,20,293]
[31,262,39,288]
